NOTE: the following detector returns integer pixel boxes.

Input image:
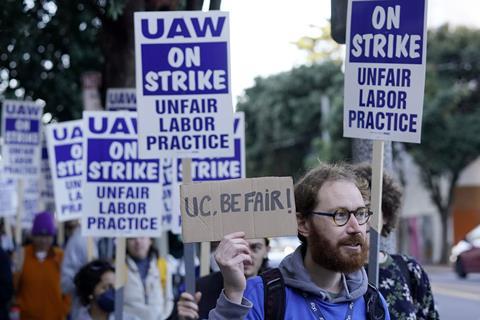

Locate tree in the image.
[0,0,211,122]
[404,25,480,263]
[0,0,103,121]
[237,61,348,179]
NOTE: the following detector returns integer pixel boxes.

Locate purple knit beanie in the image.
[31,212,56,236]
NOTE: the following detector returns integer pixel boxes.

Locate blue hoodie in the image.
[208,246,390,319]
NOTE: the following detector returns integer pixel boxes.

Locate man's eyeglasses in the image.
[310,207,373,226]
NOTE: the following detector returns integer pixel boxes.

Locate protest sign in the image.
[343,0,427,143]
[105,89,173,230]
[1,100,43,178]
[81,111,163,237]
[182,112,245,181]
[171,112,245,234]
[180,177,297,243]
[40,130,55,212]
[134,11,234,158]
[22,179,40,228]
[160,158,175,230]
[46,120,84,221]
[106,88,137,111]
[0,178,17,217]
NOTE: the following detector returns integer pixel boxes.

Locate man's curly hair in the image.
[353,163,403,237]
[295,162,364,246]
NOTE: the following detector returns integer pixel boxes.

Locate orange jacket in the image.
[14,244,71,320]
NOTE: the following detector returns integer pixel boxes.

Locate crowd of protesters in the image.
[0,162,439,320]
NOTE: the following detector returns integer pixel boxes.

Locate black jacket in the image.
[0,248,13,320]
[196,272,224,319]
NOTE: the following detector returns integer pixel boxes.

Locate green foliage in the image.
[0,0,206,121]
[237,61,350,178]
[404,25,480,262]
[406,25,480,201]
[0,0,104,121]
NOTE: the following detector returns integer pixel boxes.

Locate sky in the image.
[219,0,480,104]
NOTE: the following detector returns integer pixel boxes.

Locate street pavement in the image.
[425,265,480,320]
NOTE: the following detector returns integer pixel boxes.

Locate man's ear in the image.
[264,245,270,258]
[297,212,310,238]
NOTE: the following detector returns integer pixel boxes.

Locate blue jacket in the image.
[208,246,391,319]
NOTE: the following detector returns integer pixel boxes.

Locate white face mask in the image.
[35,251,48,261]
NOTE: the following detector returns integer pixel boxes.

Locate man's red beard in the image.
[308,226,368,274]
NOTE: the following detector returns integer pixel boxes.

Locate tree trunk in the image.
[100,0,183,93]
[352,139,393,172]
[352,139,395,253]
[439,210,450,264]
[100,1,146,91]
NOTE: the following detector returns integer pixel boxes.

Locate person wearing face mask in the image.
[74,260,139,320]
[13,211,71,320]
[124,237,174,320]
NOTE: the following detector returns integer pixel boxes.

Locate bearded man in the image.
[206,162,391,320]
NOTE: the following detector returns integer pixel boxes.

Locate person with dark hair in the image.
[204,162,391,319]
[62,223,99,320]
[354,163,439,319]
[74,260,138,320]
[124,237,173,320]
[0,246,13,320]
[175,238,270,320]
[13,211,71,320]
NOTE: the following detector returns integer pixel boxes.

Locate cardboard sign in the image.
[1,100,43,178]
[0,178,17,217]
[106,88,137,111]
[46,120,84,221]
[180,177,297,243]
[343,0,427,143]
[40,130,55,212]
[134,11,234,158]
[171,112,245,234]
[81,111,163,237]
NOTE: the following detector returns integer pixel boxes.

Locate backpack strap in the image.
[260,268,285,320]
[364,283,386,320]
[157,257,168,292]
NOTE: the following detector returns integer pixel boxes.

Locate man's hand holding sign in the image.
[214,231,251,304]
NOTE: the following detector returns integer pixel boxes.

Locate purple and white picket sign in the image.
[134,11,235,158]
[160,157,175,231]
[0,178,17,217]
[1,100,43,179]
[105,89,174,231]
[40,129,55,213]
[81,111,163,237]
[106,88,137,112]
[171,112,245,234]
[46,120,83,222]
[22,179,40,228]
[343,0,428,143]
